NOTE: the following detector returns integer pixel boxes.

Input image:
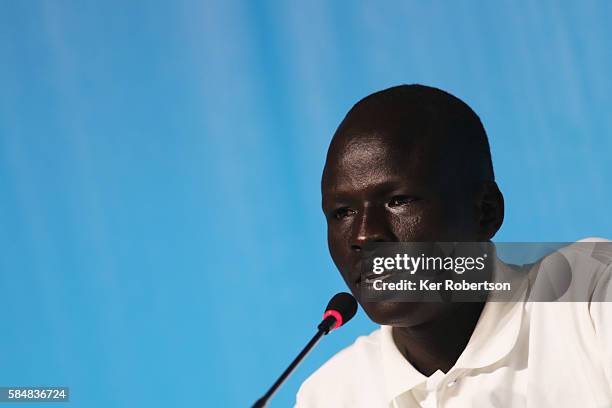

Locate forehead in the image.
[322,132,441,196]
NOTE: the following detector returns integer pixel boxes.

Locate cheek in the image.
[391,214,424,241]
[327,225,349,263]
[326,223,360,284]
[391,203,467,241]
[391,212,451,242]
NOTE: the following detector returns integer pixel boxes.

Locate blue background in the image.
[1,1,610,407]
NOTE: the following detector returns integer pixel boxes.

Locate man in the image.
[295,85,612,407]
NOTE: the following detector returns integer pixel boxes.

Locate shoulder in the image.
[526,238,612,386]
[562,237,612,264]
[295,328,385,407]
[530,238,612,300]
[526,237,612,332]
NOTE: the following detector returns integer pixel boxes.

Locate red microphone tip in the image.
[322,309,343,330]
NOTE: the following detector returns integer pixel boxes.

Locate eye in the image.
[333,207,356,220]
[388,195,415,208]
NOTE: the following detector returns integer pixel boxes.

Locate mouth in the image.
[352,255,381,286]
[359,272,394,285]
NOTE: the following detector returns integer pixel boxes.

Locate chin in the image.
[360,300,450,327]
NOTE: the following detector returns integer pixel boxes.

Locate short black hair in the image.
[335,84,495,182]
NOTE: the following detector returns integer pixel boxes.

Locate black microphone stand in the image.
[251,316,336,408]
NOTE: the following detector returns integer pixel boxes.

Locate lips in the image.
[350,255,392,286]
[364,272,393,284]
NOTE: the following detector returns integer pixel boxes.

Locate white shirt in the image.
[296,239,612,407]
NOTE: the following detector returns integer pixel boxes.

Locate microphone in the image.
[252,292,358,408]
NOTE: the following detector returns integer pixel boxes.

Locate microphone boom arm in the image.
[252,317,335,408]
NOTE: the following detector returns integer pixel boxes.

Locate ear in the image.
[475,181,504,240]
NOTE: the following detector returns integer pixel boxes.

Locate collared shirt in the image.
[295,240,612,407]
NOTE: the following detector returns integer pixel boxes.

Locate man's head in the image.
[321,84,504,326]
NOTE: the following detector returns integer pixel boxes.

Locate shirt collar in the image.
[378,259,527,403]
[380,324,427,402]
[455,258,527,369]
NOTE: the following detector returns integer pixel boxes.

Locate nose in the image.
[350,205,397,252]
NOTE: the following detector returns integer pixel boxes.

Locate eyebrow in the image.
[323,178,418,202]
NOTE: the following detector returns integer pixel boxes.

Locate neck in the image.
[391,302,485,376]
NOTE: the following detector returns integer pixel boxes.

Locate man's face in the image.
[322,131,480,326]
